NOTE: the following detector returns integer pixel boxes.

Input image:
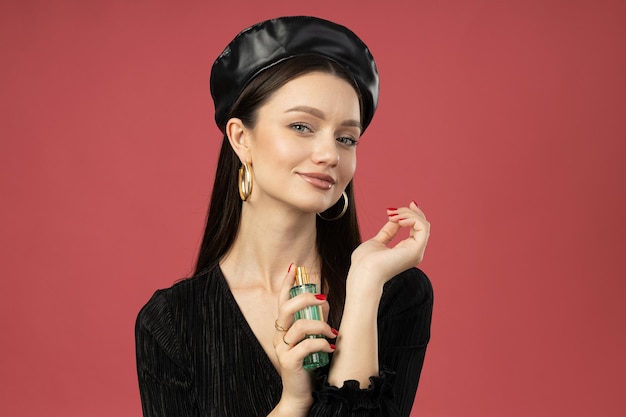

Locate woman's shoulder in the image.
[136,266,222,323]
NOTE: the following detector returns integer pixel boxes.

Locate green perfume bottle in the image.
[289,266,329,370]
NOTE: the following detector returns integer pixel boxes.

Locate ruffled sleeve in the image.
[309,268,433,417]
[309,368,400,416]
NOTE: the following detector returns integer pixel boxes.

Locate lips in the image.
[298,172,336,190]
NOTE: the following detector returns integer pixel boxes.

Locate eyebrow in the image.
[286,106,362,131]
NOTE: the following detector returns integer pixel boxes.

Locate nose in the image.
[312,135,339,166]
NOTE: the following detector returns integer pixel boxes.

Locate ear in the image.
[226,118,252,164]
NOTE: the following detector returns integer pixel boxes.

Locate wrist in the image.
[270,396,311,417]
[346,268,385,298]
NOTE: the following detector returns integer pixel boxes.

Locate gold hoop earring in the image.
[317,191,348,221]
[238,163,253,201]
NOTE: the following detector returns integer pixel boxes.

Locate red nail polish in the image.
[412,200,418,207]
[398,218,406,221]
[287,263,294,273]
[329,344,337,350]
[387,207,397,211]
[331,328,339,336]
[315,294,327,301]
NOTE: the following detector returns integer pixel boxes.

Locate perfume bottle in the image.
[289,266,329,370]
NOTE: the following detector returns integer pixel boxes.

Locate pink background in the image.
[1,0,624,416]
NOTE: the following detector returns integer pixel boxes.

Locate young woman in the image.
[136,16,433,417]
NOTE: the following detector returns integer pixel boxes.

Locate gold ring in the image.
[274,319,287,332]
[282,334,292,346]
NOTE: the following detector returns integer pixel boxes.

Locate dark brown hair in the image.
[194,55,363,327]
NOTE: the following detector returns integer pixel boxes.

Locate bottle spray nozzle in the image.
[295,266,309,285]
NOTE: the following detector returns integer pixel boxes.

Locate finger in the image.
[389,203,426,220]
[320,300,330,322]
[278,337,336,369]
[275,292,328,347]
[371,220,401,246]
[276,319,337,354]
[392,217,430,264]
[278,263,296,305]
[394,216,429,243]
[286,319,338,342]
[278,293,328,322]
[409,202,427,221]
[404,205,429,235]
[275,263,297,333]
[290,337,336,355]
[385,202,429,238]
[387,208,414,223]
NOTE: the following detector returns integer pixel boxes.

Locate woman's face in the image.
[244,71,361,214]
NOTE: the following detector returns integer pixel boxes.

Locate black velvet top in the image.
[135,264,433,417]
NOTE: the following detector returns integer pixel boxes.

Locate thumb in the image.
[371,221,401,246]
[278,263,296,306]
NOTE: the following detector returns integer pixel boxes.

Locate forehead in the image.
[260,71,361,119]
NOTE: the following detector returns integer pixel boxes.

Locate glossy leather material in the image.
[210,16,379,133]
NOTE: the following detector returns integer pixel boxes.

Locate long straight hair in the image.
[194,56,363,327]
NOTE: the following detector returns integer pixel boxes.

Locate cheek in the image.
[270,139,299,160]
[340,153,357,182]
[252,132,304,171]
[264,143,305,170]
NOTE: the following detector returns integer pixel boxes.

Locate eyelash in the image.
[290,123,312,133]
[289,123,359,147]
[337,136,358,147]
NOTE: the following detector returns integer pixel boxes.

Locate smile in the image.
[297,173,336,190]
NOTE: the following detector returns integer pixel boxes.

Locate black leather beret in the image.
[210,16,379,133]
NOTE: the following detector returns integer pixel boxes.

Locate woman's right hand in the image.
[269,264,337,416]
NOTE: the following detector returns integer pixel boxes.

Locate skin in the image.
[219,72,430,417]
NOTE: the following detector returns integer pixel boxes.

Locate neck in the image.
[219,201,321,292]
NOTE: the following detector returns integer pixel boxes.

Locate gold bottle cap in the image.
[295,266,309,285]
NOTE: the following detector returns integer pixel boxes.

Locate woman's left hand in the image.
[349,201,430,287]
[327,201,429,386]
